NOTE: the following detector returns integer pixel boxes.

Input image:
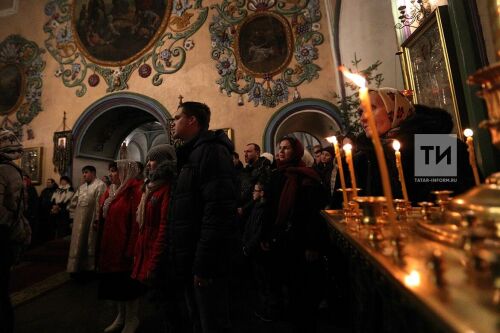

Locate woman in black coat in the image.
[354,88,475,204]
[261,136,328,333]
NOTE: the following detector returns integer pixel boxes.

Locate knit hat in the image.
[0,129,23,161]
[372,87,415,129]
[146,144,176,164]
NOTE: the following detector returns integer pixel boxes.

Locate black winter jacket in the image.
[354,106,475,204]
[238,157,271,215]
[168,130,238,279]
[262,169,328,254]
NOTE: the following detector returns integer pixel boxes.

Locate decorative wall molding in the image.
[210,0,324,108]
[0,34,46,136]
[43,0,207,96]
[0,0,19,17]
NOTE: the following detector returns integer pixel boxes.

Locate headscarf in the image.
[371,87,415,130]
[102,160,140,219]
[275,137,321,226]
[0,129,23,161]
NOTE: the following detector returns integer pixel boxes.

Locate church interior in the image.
[1,0,500,332]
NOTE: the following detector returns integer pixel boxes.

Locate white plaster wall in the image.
[476,0,497,64]
[339,0,404,90]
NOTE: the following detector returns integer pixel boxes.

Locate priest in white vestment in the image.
[67,165,106,273]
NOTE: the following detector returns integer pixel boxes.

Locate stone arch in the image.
[262,98,345,152]
[71,92,171,180]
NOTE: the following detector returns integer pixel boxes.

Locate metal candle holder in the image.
[355,196,387,242]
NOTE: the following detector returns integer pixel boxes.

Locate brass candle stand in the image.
[355,196,387,242]
[338,188,361,223]
[394,199,410,221]
[432,190,453,215]
[418,201,435,222]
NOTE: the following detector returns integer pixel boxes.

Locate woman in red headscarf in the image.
[260,136,328,333]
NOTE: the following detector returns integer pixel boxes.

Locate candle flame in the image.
[463,128,473,138]
[392,140,401,151]
[404,270,421,287]
[326,136,337,144]
[339,66,366,88]
[343,143,353,152]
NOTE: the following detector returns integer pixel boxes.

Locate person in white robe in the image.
[67,165,106,273]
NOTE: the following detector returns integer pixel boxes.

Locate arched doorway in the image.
[262,98,345,153]
[71,92,171,183]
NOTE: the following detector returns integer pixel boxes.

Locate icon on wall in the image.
[21,147,43,185]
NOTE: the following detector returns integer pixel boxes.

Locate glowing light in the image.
[392,140,401,151]
[463,128,473,138]
[343,143,352,152]
[339,66,366,88]
[326,136,337,144]
[404,270,421,287]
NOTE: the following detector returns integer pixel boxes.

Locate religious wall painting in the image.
[210,0,323,108]
[72,0,171,66]
[235,12,292,77]
[53,130,72,175]
[44,0,207,96]
[401,6,466,136]
[0,64,24,115]
[0,35,45,133]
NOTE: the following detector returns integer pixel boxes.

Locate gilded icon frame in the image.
[21,147,43,185]
[401,6,466,137]
[234,11,293,78]
[71,0,172,67]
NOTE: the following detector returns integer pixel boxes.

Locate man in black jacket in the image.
[238,143,271,222]
[168,101,237,333]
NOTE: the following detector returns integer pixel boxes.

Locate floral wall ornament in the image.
[43,0,207,96]
[0,35,45,128]
[210,0,323,108]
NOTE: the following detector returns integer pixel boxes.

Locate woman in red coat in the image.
[131,144,177,331]
[98,160,143,333]
[132,144,176,283]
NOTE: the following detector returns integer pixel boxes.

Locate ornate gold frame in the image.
[0,63,26,116]
[401,6,464,137]
[71,1,172,67]
[234,11,293,78]
[21,147,43,185]
[221,128,234,142]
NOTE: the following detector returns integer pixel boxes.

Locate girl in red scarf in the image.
[261,136,327,332]
[98,160,144,333]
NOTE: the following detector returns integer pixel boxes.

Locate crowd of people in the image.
[0,89,477,333]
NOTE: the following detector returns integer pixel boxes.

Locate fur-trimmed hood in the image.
[146,159,177,182]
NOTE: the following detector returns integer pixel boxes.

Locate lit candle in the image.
[463,129,480,186]
[392,140,409,202]
[327,136,348,208]
[340,66,397,224]
[343,143,358,198]
[404,270,421,288]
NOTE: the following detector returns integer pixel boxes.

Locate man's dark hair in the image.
[232,152,239,159]
[179,101,211,131]
[108,161,118,170]
[247,143,261,154]
[82,165,96,173]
